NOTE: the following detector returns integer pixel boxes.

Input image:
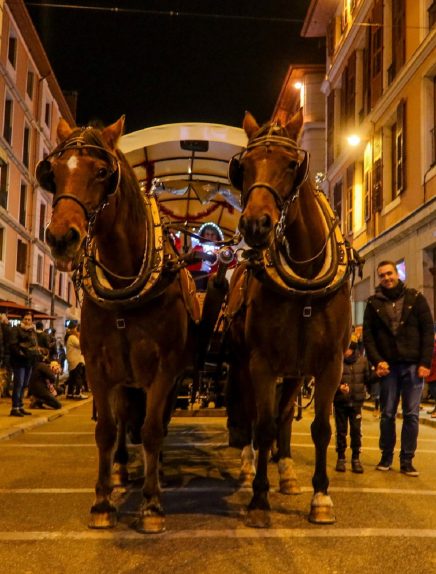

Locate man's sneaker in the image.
[351,459,364,474]
[335,458,346,472]
[400,462,419,477]
[19,408,32,416]
[9,408,24,417]
[376,458,392,471]
[74,393,88,400]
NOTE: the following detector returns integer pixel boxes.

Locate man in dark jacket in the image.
[363,261,434,477]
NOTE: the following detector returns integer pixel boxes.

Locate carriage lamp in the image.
[294,82,303,90]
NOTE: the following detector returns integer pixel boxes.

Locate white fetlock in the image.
[240,444,256,483]
[278,457,301,495]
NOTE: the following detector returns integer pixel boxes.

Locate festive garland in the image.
[159,201,233,221]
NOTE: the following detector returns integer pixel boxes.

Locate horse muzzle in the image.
[45,225,83,269]
[238,213,273,248]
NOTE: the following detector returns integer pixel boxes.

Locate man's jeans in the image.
[12,366,33,409]
[379,363,423,463]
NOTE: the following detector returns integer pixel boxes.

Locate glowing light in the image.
[294,82,303,90]
[347,134,361,147]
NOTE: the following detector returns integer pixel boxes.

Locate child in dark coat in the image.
[334,339,370,473]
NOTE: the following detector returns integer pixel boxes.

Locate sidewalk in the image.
[0,395,93,441]
[0,396,435,441]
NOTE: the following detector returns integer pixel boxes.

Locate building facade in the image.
[0,0,81,332]
[303,0,436,323]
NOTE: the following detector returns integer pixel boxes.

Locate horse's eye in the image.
[97,167,109,179]
[288,160,298,171]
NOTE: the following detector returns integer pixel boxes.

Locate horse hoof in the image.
[309,493,335,524]
[279,479,302,495]
[88,511,117,529]
[136,514,166,534]
[245,509,271,528]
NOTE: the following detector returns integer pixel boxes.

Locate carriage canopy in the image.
[119,123,247,239]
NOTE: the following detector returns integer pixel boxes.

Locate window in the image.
[26,70,35,99]
[430,1,436,28]
[58,273,64,297]
[36,254,43,284]
[16,239,27,274]
[0,227,4,261]
[346,164,354,234]
[23,125,31,168]
[3,97,13,144]
[48,264,54,290]
[392,100,406,198]
[0,163,8,209]
[333,181,343,228]
[45,102,51,127]
[19,184,27,227]
[392,0,406,79]
[373,157,383,212]
[369,0,383,109]
[327,91,335,168]
[7,35,17,68]
[39,203,46,241]
[67,282,72,304]
[364,169,371,222]
[432,77,436,166]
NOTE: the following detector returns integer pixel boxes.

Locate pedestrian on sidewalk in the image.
[28,356,62,410]
[363,261,434,477]
[9,312,39,417]
[66,324,87,399]
[334,337,370,474]
[426,329,436,418]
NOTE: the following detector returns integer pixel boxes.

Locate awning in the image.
[0,300,56,321]
[120,122,247,239]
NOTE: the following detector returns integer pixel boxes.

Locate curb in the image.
[0,398,93,441]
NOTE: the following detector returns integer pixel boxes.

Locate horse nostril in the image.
[65,227,80,245]
[259,214,272,233]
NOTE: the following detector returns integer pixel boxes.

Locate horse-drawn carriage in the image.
[38,112,362,533]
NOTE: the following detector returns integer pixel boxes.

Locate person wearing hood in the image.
[334,337,370,474]
[363,261,434,477]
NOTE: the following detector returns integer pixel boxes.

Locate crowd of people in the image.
[0,312,87,416]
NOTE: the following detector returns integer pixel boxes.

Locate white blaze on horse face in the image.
[67,155,79,172]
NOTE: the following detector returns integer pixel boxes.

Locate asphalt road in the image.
[0,403,435,574]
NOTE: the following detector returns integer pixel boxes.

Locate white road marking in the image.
[0,528,435,541]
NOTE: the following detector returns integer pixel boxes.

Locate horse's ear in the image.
[243,112,260,139]
[285,108,304,140]
[102,116,125,149]
[57,118,73,142]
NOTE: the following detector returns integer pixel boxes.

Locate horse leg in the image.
[309,364,341,524]
[112,416,129,487]
[276,377,302,495]
[89,394,118,529]
[245,360,276,528]
[136,377,173,534]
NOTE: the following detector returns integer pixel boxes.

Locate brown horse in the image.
[38,117,198,533]
[225,109,356,527]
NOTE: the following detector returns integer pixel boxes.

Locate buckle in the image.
[116,318,126,329]
[303,306,312,318]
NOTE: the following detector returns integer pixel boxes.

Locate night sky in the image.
[24,1,324,133]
